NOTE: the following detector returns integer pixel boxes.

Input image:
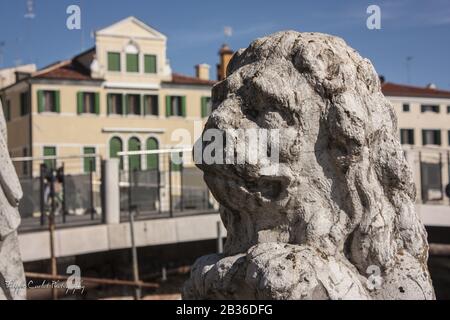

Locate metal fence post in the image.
[61,163,67,224]
[419,151,425,203]
[180,156,184,212]
[90,161,95,221]
[39,164,45,226]
[100,159,106,223]
[168,154,173,218]
[157,160,162,214]
[49,168,58,300]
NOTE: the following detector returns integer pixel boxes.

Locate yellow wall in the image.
[4,17,216,177]
[391,97,450,146]
[3,81,31,157]
[27,82,210,176]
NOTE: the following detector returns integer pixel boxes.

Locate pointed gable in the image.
[96,16,166,40]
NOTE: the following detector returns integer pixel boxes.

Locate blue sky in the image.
[0,0,449,88]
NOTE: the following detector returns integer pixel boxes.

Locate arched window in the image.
[109,137,123,169]
[146,137,159,170]
[128,137,141,171]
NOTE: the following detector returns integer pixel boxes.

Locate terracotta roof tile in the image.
[166,73,216,86]
[34,61,94,81]
[382,82,450,99]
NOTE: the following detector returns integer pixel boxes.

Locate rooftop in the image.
[382,82,450,99]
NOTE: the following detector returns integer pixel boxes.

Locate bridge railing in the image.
[117,148,217,222]
[403,145,450,205]
[12,154,103,232]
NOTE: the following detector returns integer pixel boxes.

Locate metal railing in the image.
[403,145,450,204]
[117,148,217,222]
[12,148,217,232]
[12,154,103,232]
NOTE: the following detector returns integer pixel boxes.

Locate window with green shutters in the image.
[20,92,30,116]
[166,96,186,117]
[127,94,141,115]
[83,147,96,173]
[144,95,158,116]
[146,138,159,170]
[37,90,60,113]
[77,92,99,114]
[108,52,121,71]
[144,55,157,73]
[107,94,124,115]
[109,137,123,170]
[126,53,139,73]
[201,97,212,118]
[43,146,56,169]
[128,137,141,171]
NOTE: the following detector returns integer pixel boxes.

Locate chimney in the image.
[195,64,210,81]
[379,75,385,84]
[427,83,437,89]
[217,44,234,81]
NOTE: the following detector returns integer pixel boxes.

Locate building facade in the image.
[382,82,450,203]
[2,16,450,182]
[0,17,215,177]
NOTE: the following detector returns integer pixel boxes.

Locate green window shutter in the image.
[143,95,147,116]
[110,137,123,170]
[43,146,56,169]
[83,147,96,173]
[146,138,159,170]
[77,92,84,114]
[201,97,207,118]
[55,91,61,113]
[128,137,141,171]
[126,54,139,72]
[108,52,121,71]
[94,93,100,115]
[107,94,111,115]
[165,96,172,117]
[38,90,44,113]
[144,55,157,73]
[181,96,187,117]
[123,95,128,115]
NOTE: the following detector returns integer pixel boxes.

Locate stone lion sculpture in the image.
[0,99,26,300]
[183,31,435,300]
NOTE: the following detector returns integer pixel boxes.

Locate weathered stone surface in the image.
[0,100,26,300]
[183,31,435,300]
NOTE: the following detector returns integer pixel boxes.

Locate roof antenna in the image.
[406,56,413,84]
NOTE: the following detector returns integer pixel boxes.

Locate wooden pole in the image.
[25,272,159,289]
[429,243,450,256]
